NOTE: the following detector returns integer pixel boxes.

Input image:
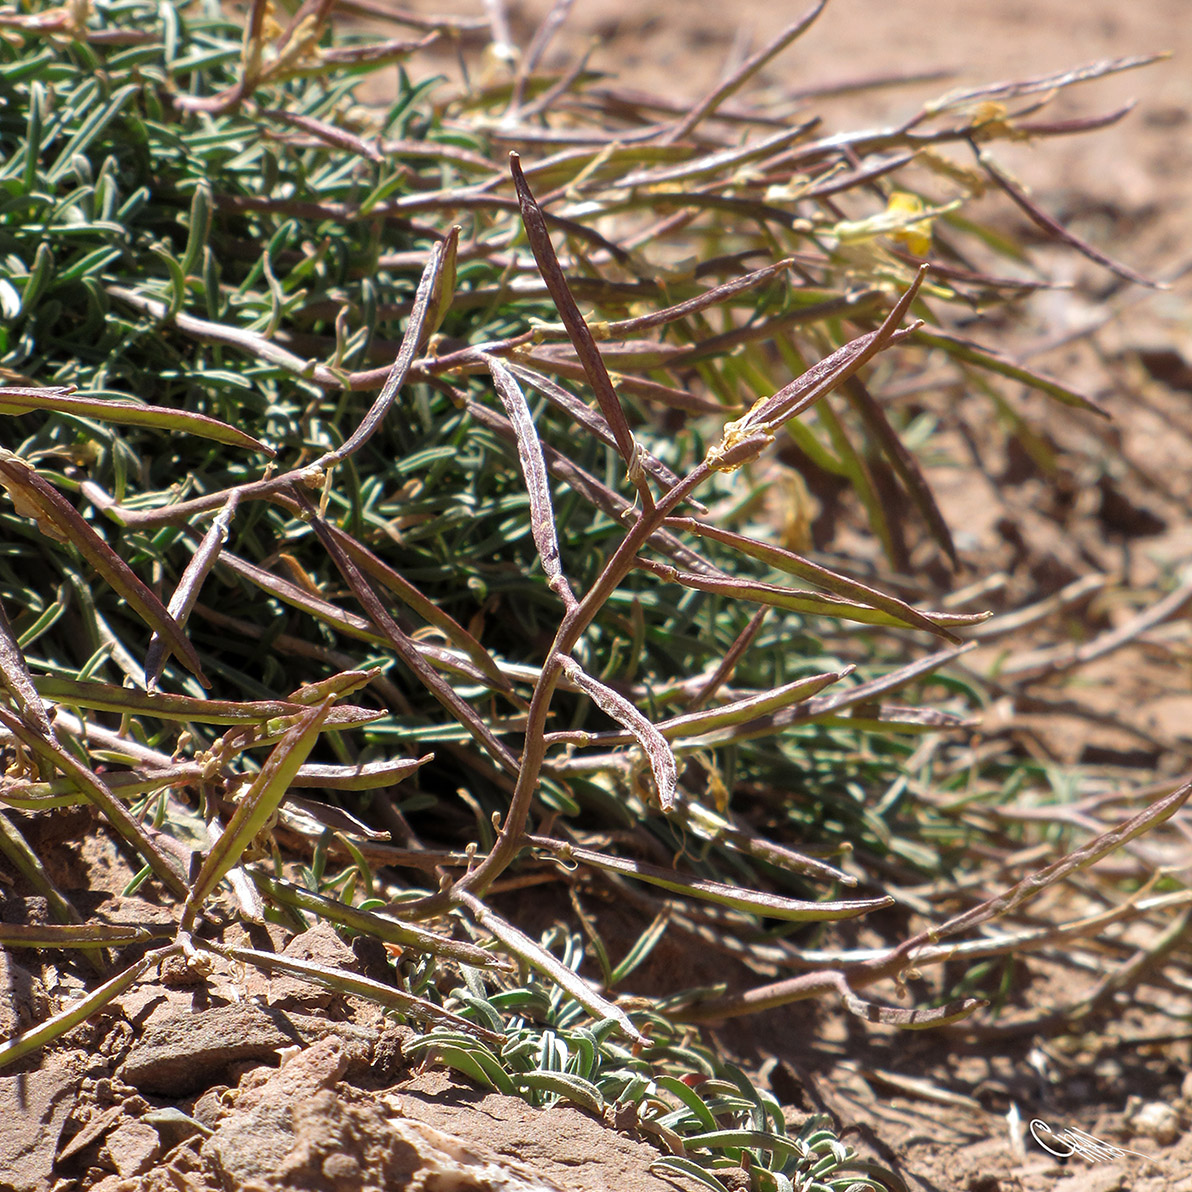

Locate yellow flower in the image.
[885,192,934,257]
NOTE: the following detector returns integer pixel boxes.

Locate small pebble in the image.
[1127,1101,1180,1146]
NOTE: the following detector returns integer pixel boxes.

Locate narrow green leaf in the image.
[35,674,353,725]
[518,1070,605,1114]
[529,839,891,922]
[912,327,1109,415]
[0,456,209,686]
[46,83,140,183]
[150,244,187,319]
[654,1075,720,1133]
[405,1039,515,1094]
[0,945,180,1070]
[0,598,54,738]
[180,178,212,279]
[426,223,458,336]
[183,695,338,924]
[249,871,509,969]
[683,1129,799,1161]
[55,245,122,284]
[17,242,54,313]
[720,1062,773,1132]
[0,923,160,948]
[637,556,987,634]
[648,1156,731,1192]
[210,944,506,1044]
[0,386,271,454]
[459,892,647,1046]
[610,910,671,986]
[22,81,45,194]
[0,763,204,811]
[550,670,849,747]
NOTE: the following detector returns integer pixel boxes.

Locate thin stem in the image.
[433,445,768,910]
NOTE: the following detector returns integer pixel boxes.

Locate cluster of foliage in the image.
[0,1,1183,1189]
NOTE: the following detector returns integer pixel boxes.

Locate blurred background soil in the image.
[421,0,1192,292]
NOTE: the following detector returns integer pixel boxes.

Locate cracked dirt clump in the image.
[201,1052,423,1191]
[41,1035,682,1192]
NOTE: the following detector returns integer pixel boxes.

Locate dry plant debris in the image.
[0,1,1190,1190]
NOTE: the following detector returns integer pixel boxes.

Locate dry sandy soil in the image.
[444,0,1192,278]
[4,2,1192,1191]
